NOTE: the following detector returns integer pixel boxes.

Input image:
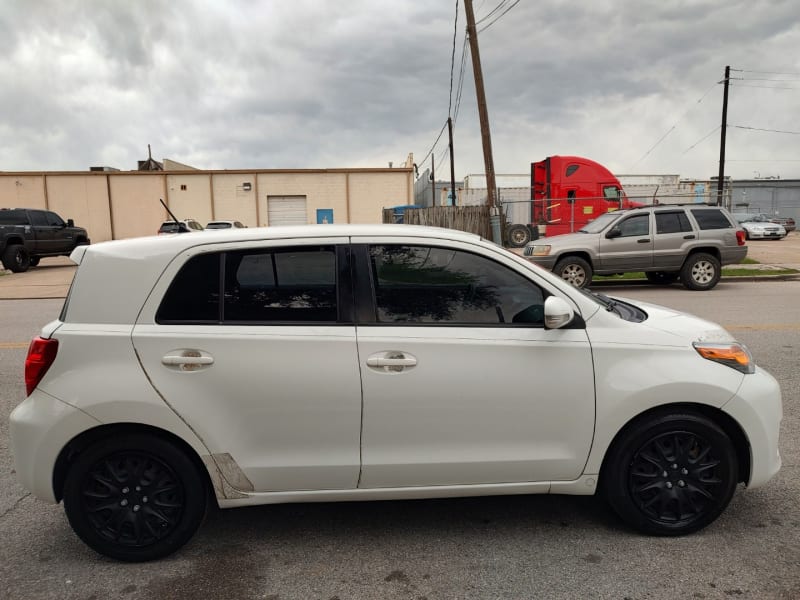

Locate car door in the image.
[352,239,595,488]
[597,213,653,270]
[653,210,695,270]
[132,239,362,493]
[27,210,55,252]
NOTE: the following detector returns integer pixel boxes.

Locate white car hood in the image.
[622,298,736,343]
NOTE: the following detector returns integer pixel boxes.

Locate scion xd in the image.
[10,225,781,561]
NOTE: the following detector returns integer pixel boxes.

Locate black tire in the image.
[506,224,531,248]
[645,271,678,285]
[554,256,593,288]
[28,256,40,267]
[2,244,31,272]
[601,411,738,536]
[680,252,720,291]
[63,433,207,562]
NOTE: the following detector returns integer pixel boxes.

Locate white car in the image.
[10,225,782,561]
[732,213,787,240]
[206,220,246,230]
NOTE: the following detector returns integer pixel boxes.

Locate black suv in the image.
[0,208,90,272]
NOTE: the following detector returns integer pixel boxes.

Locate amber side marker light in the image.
[693,341,754,374]
[25,337,59,396]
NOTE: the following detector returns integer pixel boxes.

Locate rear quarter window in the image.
[0,209,29,225]
[690,209,733,230]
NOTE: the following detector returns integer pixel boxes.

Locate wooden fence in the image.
[382,205,502,239]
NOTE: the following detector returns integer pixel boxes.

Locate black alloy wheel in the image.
[602,412,738,536]
[63,434,206,561]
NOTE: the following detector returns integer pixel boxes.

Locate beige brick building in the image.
[0,158,415,242]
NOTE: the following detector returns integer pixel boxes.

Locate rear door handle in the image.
[683,234,696,239]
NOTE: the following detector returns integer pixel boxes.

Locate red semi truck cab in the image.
[532,155,643,237]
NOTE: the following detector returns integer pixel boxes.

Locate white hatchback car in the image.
[10,225,782,561]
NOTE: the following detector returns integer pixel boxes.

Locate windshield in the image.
[579,212,622,233]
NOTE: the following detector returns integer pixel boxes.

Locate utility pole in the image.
[448,117,456,206]
[464,0,497,210]
[717,65,730,207]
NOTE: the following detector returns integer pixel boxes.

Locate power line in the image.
[738,76,800,82]
[731,68,800,76]
[731,83,800,90]
[478,0,521,32]
[476,0,509,24]
[452,37,469,125]
[731,125,800,135]
[417,121,449,169]
[448,0,459,118]
[682,125,721,155]
[629,80,719,168]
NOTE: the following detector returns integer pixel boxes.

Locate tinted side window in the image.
[655,211,693,234]
[224,246,337,322]
[369,245,546,325]
[603,186,621,201]
[0,209,30,225]
[691,209,733,230]
[618,214,650,237]
[157,253,221,323]
[28,210,49,227]
[46,211,65,227]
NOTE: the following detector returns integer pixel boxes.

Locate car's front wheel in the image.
[601,411,738,536]
[554,256,593,288]
[680,252,720,291]
[63,433,207,562]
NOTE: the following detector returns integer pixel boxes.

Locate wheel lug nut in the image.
[133,505,140,512]
[671,464,678,470]
[122,487,129,494]
[662,471,668,478]
[142,496,148,503]
[678,480,686,487]
[681,468,688,475]
[666,482,673,489]
[135,486,141,492]
[120,499,129,506]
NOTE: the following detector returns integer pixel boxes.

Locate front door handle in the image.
[162,350,214,371]
[366,352,417,373]
[637,239,651,243]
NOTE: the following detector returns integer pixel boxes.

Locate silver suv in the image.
[523,205,747,291]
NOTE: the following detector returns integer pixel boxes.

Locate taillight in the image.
[25,337,59,396]
[736,230,746,246]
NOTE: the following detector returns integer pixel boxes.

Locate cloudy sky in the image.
[1,0,798,180]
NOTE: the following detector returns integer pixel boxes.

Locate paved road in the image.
[1,283,799,599]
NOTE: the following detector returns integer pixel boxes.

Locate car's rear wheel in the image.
[602,412,738,536]
[680,253,720,291]
[645,271,678,285]
[554,256,593,288]
[63,433,206,562]
[2,244,31,272]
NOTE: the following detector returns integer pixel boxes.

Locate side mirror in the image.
[605,226,621,239]
[67,219,75,227]
[544,296,575,329]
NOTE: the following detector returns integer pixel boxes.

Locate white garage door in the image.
[267,196,308,226]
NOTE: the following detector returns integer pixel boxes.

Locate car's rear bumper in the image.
[9,389,101,503]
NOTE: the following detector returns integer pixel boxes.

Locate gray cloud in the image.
[0,0,798,180]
